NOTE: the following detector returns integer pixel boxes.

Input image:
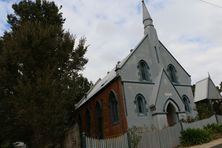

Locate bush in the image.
[204,123,222,134]
[0,142,14,148]
[180,128,212,146]
[128,126,142,148]
[204,123,222,139]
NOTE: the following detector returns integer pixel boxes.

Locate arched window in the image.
[138,60,151,81]
[86,109,91,136]
[135,94,147,115]
[78,114,82,133]
[182,95,191,113]
[167,64,177,83]
[95,101,103,139]
[109,91,119,123]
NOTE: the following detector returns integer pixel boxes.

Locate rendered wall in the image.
[123,82,154,129]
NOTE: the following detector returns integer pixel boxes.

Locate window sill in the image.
[111,121,120,126]
[137,113,147,117]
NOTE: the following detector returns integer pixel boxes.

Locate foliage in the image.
[196,101,214,119]
[0,142,14,148]
[181,116,199,123]
[216,82,222,93]
[212,100,222,115]
[204,123,222,138]
[128,126,142,148]
[181,123,222,146]
[0,0,91,147]
[180,128,212,146]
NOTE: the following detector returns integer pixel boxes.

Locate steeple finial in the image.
[208,72,211,78]
[142,0,154,35]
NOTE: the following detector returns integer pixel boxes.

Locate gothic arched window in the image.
[86,109,91,136]
[167,64,177,83]
[135,94,147,115]
[78,114,82,133]
[109,91,119,123]
[138,60,151,81]
[95,101,103,139]
[182,95,191,113]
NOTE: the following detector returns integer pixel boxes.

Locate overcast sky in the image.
[0,0,222,86]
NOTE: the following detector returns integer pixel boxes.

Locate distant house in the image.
[194,76,222,116]
[75,1,197,139]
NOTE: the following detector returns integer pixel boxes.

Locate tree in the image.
[196,101,214,119]
[216,82,222,93]
[0,0,91,147]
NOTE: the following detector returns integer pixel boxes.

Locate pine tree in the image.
[0,0,91,147]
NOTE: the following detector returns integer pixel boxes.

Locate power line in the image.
[198,0,222,9]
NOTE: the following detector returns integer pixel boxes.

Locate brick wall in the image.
[76,77,128,138]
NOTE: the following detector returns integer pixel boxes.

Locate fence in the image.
[80,115,222,148]
[182,115,217,130]
[84,133,129,148]
[138,122,181,148]
[217,115,222,123]
[138,115,221,148]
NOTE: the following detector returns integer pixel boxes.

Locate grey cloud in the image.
[0,0,221,86]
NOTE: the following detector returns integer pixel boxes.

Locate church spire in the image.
[142,0,154,36]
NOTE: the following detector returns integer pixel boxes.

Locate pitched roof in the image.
[150,68,184,109]
[194,77,222,102]
[75,35,147,109]
[75,69,117,109]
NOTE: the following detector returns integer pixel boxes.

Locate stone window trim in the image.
[182,95,191,113]
[167,64,178,84]
[134,94,148,116]
[138,60,152,82]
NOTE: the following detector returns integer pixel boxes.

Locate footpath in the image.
[188,138,222,148]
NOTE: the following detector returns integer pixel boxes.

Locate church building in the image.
[75,1,197,139]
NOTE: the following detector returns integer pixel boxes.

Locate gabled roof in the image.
[194,77,222,102]
[75,35,148,109]
[159,41,191,77]
[75,69,117,109]
[150,68,184,108]
[118,35,148,68]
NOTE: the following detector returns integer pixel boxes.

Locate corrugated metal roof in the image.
[75,69,117,109]
[75,36,148,109]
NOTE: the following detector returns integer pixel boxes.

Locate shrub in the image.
[128,126,142,148]
[0,142,14,148]
[180,128,212,146]
[204,123,222,134]
[204,123,222,139]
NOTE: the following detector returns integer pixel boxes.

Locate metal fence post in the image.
[176,113,183,132]
[127,132,131,148]
[81,132,86,148]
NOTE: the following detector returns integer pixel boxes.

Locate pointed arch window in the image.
[182,95,191,113]
[109,91,119,123]
[95,101,103,139]
[138,60,151,81]
[167,64,177,83]
[135,94,147,115]
[86,109,91,136]
[78,114,82,133]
